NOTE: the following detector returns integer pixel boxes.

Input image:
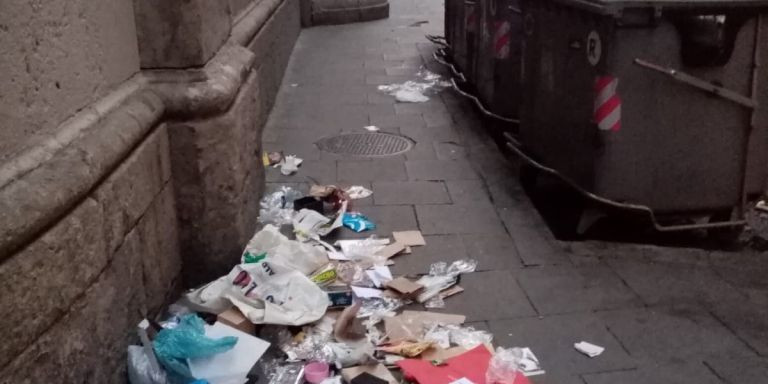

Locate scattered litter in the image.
[351,286,385,299]
[241,224,328,274]
[384,311,465,341]
[311,264,339,287]
[346,185,374,199]
[375,241,407,260]
[217,307,255,335]
[425,324,493,350]
[386,277,424,296]
[757,200,768,213]
[364,125,381,132]
[574,341,604,358]
[342,363,397,384]
[343,212,377,232]
[294,201,347,241]
[153,314,238,380]
[378,69,450,103]
[127,344,167,384]
[392,230,426,246]
[379,340,434,357]
[280,155,303,175]
[264,151,284,166]
[335,237,390,262]
[188,322,270,384]
[365,265,393,288]
[304,361,331,384]
[258,187,302,226]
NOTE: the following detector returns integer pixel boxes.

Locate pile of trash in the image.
[378,69,451,103]
[126,183,548,384]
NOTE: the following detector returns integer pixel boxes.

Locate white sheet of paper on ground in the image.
[335,238,390,259]
[365,266,393,288]
[363,125,380,132]
[345,185,373,199]
[574,341,604,358]
[351,286,384,299]
[518,347,545,376]
[188,322,271,384]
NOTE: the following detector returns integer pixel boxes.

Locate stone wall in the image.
[0,0,301,381]
[0,0,140,163]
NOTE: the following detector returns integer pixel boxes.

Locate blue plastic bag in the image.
[153,314,238,383]
[342,212,376,232]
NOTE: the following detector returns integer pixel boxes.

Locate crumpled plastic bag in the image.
[127,345,168,384]
[153,314,238,380]
[486,347,523,384]
[241,224,328,275]
[342,212,376,232]
[293,201,348,241]
[259,187,302,226]
[185,262,330,326]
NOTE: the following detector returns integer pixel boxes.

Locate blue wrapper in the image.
[342,212,376,232]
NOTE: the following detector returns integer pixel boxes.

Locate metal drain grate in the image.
[316,132,414,157]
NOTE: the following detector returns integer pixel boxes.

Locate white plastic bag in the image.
[486,347,522,384]
[241,225,328,275]
[185,262,330,326]
[127,345,168,384]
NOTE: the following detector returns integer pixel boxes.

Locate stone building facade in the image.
[0,0,318,381]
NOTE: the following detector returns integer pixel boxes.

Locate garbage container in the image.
[454,0,480,83]
[516,0,768,229]
[475,0,524,119]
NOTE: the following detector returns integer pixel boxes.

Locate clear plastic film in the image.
[377,68,450,103]
[486,347,523,384]
[423,323,493,349]
[424,294,446,309]
[259,187,302,226]
[429,259,478,278]
[356,297,407,318]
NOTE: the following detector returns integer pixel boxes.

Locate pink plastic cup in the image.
[304,361,330,384]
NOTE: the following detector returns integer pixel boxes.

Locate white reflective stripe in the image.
[598,105,621,130]
[594,78,618,110]
[494,21,511,41]
[496,45,510,59]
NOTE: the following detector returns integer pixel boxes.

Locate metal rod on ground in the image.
[432,50,466,83]
[634,58,757,109]
[450,78,520,124]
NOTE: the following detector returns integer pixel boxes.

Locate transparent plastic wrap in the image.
[424,295,445,309]
[377,69,450,103]
[486,347,523,384]
[266,362,305,384]
[357,297,407,318]
[335,262,375,287]
[259,187,302,225]
[283,331,335,362]
[430,259,478,278]
[423,324,493,349]
[127,345,168,384]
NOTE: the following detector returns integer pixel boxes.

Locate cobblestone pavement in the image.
[262,0,768,382]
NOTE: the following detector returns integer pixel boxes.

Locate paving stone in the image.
[338,159,407,182]
[404,140,438,160]
[390,234,467,275]
[709,293,768,356]
[429,270,536,322]
[582,362,722,384]
[416,203,506,235]
[265,160,337,184]
[498,207,571,266]
[607,259,747,307]
[460,234,523,270]
[434,141,467,160]
[265,182,309,196]
[406,160,479,180]
[370,114,426,129]
[516,265,643,315]
[367,93,396,105]
[400,124,462,142]
[489,314,637,379]
[372,181,450,205]
[394,102,449,116]
[599,306,756,361]
[703,354,768,384]
[424,112,454,126]
[366,75,412,85]
[444,179,492,205]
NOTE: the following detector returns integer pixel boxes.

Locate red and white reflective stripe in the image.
[594,76,621,131]
[466,5,477,33]
[493,21,511,59]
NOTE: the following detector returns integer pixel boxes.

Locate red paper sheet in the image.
[396,345,531,384]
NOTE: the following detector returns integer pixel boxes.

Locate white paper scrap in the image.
[518,347,545,376]
[351,286,384,299]
[364,125,380,132]
[574,341,604,358]
[365,266,393,288]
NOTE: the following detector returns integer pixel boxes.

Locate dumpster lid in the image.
[556,0,768,14]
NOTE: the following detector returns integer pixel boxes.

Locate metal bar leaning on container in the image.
[450,78,520,123]
[634,58,758,109]
[502,132,747,232]
[432,48,467,83]
[426,35,449,47]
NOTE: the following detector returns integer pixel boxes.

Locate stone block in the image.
[94,125,172,253]
[372,181,450,205]
[0,198,108,369]
[405,160,479,181]
[169,70,264,287]
[0,226,146,383]
[133,0,231,68]
[416,203,506,235]
[310,0,389,26]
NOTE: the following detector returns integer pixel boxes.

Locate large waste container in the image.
[516,0,768,229]
[475,0,524,119]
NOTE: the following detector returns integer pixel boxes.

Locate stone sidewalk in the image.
[261,1,768,382]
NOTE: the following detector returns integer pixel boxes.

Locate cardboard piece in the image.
[420,346,468,361]
[384,311,466,341]
[217,307,255,335]
[439,285,464,299]
[188,322,270,384]
[352,372,388,384]
[392,231,426,246]
[375,242,407,259]
[342,363,398,384]
[386,277,424,296]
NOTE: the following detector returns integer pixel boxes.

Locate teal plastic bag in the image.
[153,314,238,382]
